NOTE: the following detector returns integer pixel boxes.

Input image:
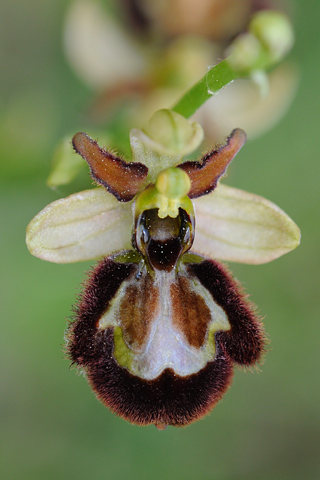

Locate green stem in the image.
[172,60,240,119]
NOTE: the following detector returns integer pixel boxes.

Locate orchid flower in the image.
[26,110,300,428]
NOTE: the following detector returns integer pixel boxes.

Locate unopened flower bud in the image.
[130,109,204,182]
[249,11,294,63]
[226,33,262,74]
[142,109,204,156]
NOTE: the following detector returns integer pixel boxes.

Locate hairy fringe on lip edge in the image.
[188,259,267,366]
[66,256,266,426]
[81,328,234,427]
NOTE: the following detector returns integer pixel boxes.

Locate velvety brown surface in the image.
[68,258,138,366]
[146,238,183,271]
[119,275,159,350]
[170,275,212,349]
[67,255,264,426]
[86,328,233,427]
[188,259,266,365]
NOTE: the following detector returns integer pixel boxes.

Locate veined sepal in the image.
[193,183,301,264]
[26,188,133,263]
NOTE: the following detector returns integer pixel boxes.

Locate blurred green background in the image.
[1,1,319,479]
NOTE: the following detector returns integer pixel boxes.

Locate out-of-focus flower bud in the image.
[142,109,204,156]
[249,10,294,63]
[226,33,262,74]
[46,136,86,188]
[136,0,252,41]
[227,10,294,74]
[130,110,204,182]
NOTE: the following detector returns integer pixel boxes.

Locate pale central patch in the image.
[99,264,230,380]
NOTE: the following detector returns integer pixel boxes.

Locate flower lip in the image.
[66,254,265,427]
[86,327,234,427]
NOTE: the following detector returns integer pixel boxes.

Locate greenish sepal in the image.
[129,111,204,183]
[46,136,86,188]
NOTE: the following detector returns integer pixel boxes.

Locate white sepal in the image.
[26,188,133,263]
[193,184,300,264]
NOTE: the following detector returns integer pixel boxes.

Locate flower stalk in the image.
[172,60,238,118]
[173,10,294,118]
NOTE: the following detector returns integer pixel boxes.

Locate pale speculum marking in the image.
[98,262,230,380]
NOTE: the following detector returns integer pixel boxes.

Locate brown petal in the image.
[72,132,148,201]
[178,128,246,198]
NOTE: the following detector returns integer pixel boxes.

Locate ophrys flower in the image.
[26,110,300,428]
